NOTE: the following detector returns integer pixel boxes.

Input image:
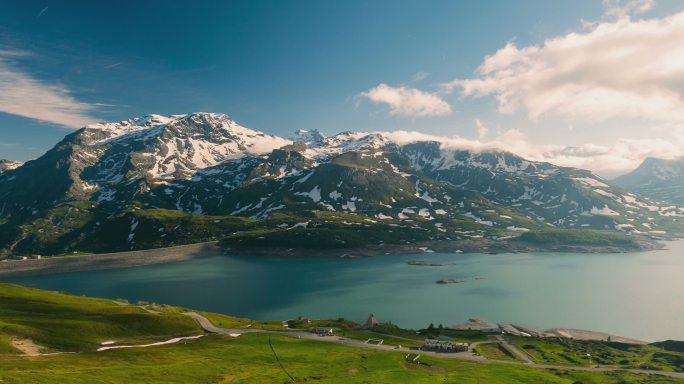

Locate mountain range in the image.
[614,157,684,205]
[0,112,681,257]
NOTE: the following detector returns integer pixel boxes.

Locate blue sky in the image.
[2,0,684,176]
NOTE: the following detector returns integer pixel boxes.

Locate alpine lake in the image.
[4,241,684,342]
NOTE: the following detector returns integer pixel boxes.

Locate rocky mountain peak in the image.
[292,129,326,146]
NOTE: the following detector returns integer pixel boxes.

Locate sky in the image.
[1,0,684,177]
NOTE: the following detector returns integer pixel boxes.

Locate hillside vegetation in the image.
[1,112,682,258]
[0,284,683,383]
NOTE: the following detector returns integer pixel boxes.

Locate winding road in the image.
[183,312,684,380]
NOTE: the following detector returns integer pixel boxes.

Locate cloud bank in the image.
[603,0,655,19]
[0,50,97,128]
[377,126,684,178]
[359,83,451,117]
[444,11,684,124]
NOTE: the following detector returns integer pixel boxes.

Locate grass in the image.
[517,228,640,247]
[509,336,684,372]
[0,333,680,383]
[0,283,682,383]
[475,342,520,361]
[337,330,424,348]
[221,208,502,251]
[0,334,19,355]
[197,310,286,331]
[10,202,96,256]
[0,283,201,352]
[3,201,654,258]
[306,318,360,329]
[81,208,255,253]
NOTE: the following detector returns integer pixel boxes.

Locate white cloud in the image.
[474,118,488,140]
[444,11,684,124]
[524,136,684,178]
[411,71,430,82]
[0,50,98,128]
[359,83,452,117]
[373,123,684,177]
[603,0,655,19]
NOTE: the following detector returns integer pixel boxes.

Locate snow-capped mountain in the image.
[82,113,291,181]
[613,157,684,205]
[0,112,681,256]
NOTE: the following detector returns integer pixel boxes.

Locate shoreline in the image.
[220,237,664,258]
[0,242,222,277]
[0,238,663,277]
[449,318,646,344]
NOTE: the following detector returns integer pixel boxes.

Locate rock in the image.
[407,260,443,266]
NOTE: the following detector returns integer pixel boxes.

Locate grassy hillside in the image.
[510,336,684,372]
[0,284,200,352]
[0,283,682,383]
[1,202,660,258]
[5,332,682,384]
[516,229,641,247]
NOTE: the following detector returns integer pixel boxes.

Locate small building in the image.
[309,327,334,336]
[423,339,468,353]
[362,313,379,329]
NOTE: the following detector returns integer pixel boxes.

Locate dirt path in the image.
[97,335,204,352]
[11,338,43,356]
[11,338,76,357]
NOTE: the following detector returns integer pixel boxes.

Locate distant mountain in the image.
[0,112,681,257]
[613,157,684,205]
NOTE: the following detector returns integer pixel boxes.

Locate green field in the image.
[516,228,640,247]
[3,333,682,384]
[0,284,202,353]
[509,336,684,371]
[475,342,521,361]
[0,283,682,383]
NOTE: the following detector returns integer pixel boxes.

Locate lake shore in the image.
[0,237,663,277]
[0,242,222,277]
[4,241,683,341]
[220,237,664,258]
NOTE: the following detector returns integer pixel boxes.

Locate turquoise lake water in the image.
[4,242,684,341]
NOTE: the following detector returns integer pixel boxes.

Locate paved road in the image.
[183,312,684,380]
[495,335,533,364]
[467,339,498,351]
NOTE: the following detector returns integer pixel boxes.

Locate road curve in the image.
[495,335,533,364]
[183,312,684,380]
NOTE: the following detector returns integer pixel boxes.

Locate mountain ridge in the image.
[613,156,684,205]
[0,112,682,257]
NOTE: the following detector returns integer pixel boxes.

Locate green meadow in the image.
[0,283,682,383]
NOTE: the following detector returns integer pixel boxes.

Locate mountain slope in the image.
[0,112,681,257]
[614,157,684,205]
